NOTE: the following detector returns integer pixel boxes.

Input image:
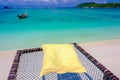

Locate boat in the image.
[17,13,27,19]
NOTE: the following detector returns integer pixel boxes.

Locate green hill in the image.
[76,2,120,8]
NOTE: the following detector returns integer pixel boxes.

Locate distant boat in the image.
[17,13,27,19]
[4,6,12,9]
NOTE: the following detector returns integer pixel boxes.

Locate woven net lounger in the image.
[8,43,119,80]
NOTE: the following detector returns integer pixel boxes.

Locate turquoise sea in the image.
[0,8,120,51]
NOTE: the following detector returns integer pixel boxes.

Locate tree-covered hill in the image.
[76,2,120,8]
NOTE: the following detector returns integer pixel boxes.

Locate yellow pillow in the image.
[40,44,86,77]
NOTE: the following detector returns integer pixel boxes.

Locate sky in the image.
[0,0,120,7]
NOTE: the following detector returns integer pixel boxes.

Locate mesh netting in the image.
[15,48,104,80]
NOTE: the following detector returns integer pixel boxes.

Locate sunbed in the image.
[8,43,119,80]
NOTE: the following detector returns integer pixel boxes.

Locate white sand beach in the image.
[0,50,17,80]
[0,39,120,80]
[80,39,120,78]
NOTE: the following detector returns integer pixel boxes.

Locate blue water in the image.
[0,8,120,51]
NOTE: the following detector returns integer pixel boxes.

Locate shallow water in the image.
[0,8,120,51]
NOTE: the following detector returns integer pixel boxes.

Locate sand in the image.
[0,50,17,80]
[79,39,120,78]
[0,39,120,80]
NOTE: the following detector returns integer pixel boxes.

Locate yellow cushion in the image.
[40,44,86,77]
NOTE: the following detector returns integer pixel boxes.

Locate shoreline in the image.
[0,39,120,80]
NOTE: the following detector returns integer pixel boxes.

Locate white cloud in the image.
[52,0,59,4]
[0,0,110,7]
[40,0,50,2]
[63,0,78,3]
[8,0,13,1]
[6,0,78,3]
